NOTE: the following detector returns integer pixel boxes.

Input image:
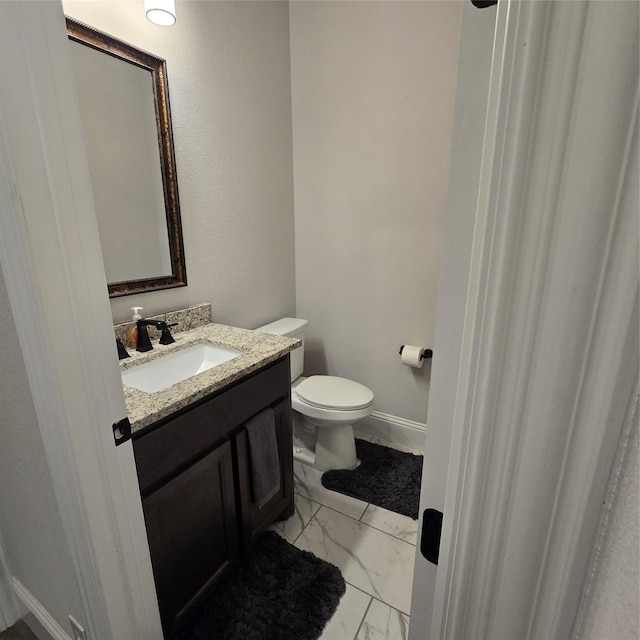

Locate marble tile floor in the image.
[269,436,421,640]
[0,441,419,640]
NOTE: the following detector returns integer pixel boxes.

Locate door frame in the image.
[416,1,639,639]
[0,2,162,637]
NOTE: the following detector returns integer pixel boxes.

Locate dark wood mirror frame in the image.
[67,17,187,298]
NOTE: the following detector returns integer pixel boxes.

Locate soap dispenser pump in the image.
[126,307,145,349]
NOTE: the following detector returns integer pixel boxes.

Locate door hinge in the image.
[112,417,131,446]
[420,508,443,565]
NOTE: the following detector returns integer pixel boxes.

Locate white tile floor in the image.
[269,436,421,640]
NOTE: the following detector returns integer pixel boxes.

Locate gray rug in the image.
[174,531,345,640]
[321,439,423,519]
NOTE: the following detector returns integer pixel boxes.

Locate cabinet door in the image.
[142,440,239,636]
[237,397,294,547]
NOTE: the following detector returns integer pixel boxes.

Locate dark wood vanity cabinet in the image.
[132,356,293,637]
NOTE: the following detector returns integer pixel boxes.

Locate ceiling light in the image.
[144,0,176,27]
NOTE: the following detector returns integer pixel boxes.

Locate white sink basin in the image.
[121,343,241,393]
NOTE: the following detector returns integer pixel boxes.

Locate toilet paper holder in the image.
[399,345,433,360]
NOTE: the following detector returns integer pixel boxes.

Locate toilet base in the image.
[314,424,359,471]
[292,423,360,471]
[292,443,361,472]
[292,411,363,471]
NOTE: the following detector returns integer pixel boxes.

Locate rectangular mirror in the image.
[67,17,187,297]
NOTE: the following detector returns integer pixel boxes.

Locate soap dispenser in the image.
[126,307,146,350]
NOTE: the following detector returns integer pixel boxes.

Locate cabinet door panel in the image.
[142,441,238,634]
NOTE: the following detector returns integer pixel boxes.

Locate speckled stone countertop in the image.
[121,323,299,434]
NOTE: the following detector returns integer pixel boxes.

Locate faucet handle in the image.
[159,322,177,345]
[116,338,130,360]
[135,319,154,352]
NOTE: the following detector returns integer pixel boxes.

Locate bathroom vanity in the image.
[120,316,299,637]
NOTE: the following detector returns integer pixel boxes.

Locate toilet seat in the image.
[295,375,374,411]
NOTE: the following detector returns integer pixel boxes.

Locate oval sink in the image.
[121,343,241,393]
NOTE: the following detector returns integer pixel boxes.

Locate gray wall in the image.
[63,0,296,330]
[290,1,462,423]
[66,0,462,427]
[0,267,86,634]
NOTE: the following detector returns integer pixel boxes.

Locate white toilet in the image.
[255,318,374,471]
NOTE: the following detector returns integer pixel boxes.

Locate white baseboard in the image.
[11,578,71,640]
[355,410,427,453]
[0,532,21,632]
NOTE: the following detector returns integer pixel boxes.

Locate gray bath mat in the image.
[321,439,423,519]
[174,531,345,640]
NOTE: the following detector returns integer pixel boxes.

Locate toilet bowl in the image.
[254,318,374,471]
[292,375,373,470]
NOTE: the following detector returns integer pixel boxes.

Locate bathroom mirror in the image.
[67,18,187,297]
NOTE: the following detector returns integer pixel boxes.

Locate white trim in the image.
[357,411,426,453]
[426,1,639,639]
[0,2,162,638]
[12,579,71,640]
[0,127,105,635]
[408,2,498,633]
[0,531,20,632]
[0,44,110,640]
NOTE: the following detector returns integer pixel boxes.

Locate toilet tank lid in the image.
[254,317,308,337]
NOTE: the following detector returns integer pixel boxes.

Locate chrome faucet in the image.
[136,319,177,352]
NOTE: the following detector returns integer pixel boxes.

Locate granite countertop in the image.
[121,323,300,434]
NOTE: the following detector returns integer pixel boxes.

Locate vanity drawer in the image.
[133,356,290,495]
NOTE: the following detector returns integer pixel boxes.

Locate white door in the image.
[410,1,639,639]
[0,2,163,637]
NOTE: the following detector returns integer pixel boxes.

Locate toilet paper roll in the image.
[400,345,425,368]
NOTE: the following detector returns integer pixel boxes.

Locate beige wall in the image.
[63,0,296,329]
[0,267,86,634]
[290,1,462,423]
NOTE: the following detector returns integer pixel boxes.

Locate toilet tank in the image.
[254,317,308,381]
